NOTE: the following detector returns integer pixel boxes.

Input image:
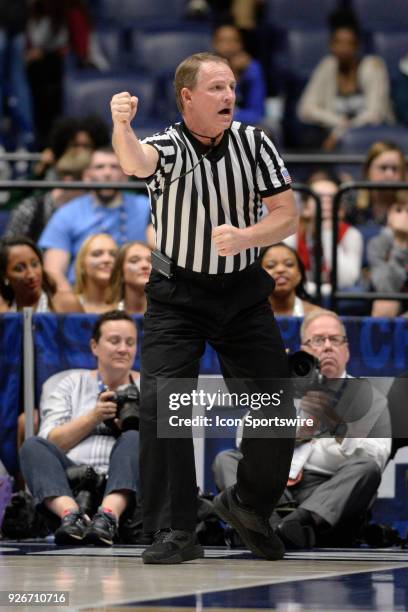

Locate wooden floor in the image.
[1,543,408,611]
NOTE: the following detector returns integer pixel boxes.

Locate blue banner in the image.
[0,314,22,475]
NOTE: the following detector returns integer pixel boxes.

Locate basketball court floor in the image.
[1,542,408,611]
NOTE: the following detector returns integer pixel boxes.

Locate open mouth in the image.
[218,108,232,116]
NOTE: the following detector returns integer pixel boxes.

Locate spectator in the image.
[5,114,110,211]
[74,234,118,313]
[297,10,394,151]
[39,146,153,290]
[19,310,140,546]
[260,243,322,316]
[213,310,391,548]
[34,115,111,181]
[367,195,408,317]
[26,1,69,149]
[212,23,265,125]
[346,141,407,227]
[0,236,82,313]
[285,177,363,296]
[0,0,35,150]
[107,241,152,314]
[4,148,91,242]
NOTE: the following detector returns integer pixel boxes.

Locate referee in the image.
[111,52,298,564]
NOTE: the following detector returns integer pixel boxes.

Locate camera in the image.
[288,350,324,398]
[103,384,140,432]
[113,384,140,431]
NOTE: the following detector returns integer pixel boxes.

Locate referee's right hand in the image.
[111,92,138,126]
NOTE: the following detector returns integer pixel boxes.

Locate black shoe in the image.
[213,487,285,560]
[142,529,204,564]
[276,519,316,550]
[85,509,118,546]
[54,510,90,546]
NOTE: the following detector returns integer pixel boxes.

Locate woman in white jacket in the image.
[297,12,394,150]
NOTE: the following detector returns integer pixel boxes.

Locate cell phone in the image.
[151,249,174,279]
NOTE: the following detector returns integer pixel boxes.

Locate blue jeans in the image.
[20,431,140,506]
[0,30,35,148]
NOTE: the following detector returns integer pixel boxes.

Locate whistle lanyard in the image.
[97,372,108,394]
[96,372,135,393]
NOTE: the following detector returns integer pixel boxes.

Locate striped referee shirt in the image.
[141,120,291,274]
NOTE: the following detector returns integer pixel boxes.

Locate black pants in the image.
[140,262,295,532]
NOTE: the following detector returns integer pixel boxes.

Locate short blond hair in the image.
[300,309,346,344]
[174,52,229,113]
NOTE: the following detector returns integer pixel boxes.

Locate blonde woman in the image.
[108,241,152,314]
[74,234,118,313]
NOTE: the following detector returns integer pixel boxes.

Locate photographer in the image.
[20,310,140,546]
[276,310,391,548]
[213,310,391,548]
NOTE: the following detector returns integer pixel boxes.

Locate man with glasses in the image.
[276,310,391,549]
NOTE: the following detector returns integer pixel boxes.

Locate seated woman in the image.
[73,234,118,313]
[297,9,394,150]
[0,236,82,448]
[346,141,407,228]
[0,236,82,313]
[107,241,152,314]
[367,195,408,317]
[261,243,322,317]
[285,176,363,297]
[212,23,266,125]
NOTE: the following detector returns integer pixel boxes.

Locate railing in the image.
[0,179,324,303]
[331,181,408,311]
[1,178,407,310]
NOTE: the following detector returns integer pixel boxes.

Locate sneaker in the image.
[276,519,316,550]
[213,487,285,560]
[85,509,118,546]
[54,510,90,546]
[142,529,204,564]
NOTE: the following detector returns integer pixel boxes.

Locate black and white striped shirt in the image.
[141,121,291,274]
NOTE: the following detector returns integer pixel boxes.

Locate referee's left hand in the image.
[212,224,247,256]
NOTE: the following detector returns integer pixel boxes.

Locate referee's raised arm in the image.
[111,91,158,178]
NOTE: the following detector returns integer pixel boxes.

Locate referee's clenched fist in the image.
[111,92,138,125]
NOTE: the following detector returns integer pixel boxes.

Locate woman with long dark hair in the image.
[0,236,81,312]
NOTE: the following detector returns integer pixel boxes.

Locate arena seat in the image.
[371,32,407,84]
[353,0,408,31]
[285,29,329,84]
[130,28,212,76]
[264,0,338,29]
[63,73,159,126]
[98,0,185,26]
[337,125,408,154]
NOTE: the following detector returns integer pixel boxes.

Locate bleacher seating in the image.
[63,73,166,135]
[353,0,408,31]
[337,125,408,154]
[130,27,213,76]
[98,0,186,27]
[265,0,338,29]
[371,32,407,86]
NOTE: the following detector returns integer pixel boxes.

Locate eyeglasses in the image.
[375,164,401,173]
[303,335,347,348]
